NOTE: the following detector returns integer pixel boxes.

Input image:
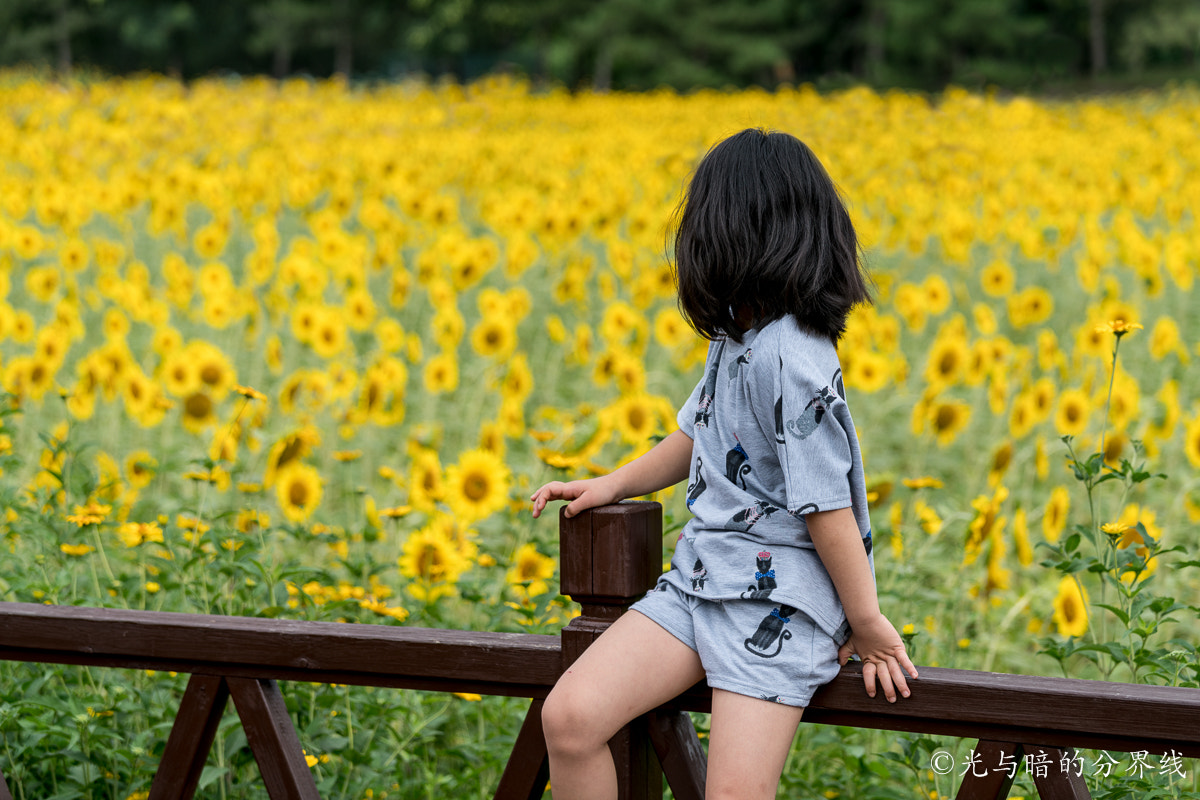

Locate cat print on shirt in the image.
[725,437,751,489]
[741,551,777,600]
[728,501,779,532]
[727,348,752,381]
[744,604,798,658]
[690,558,708,591]
[686,456,707,509]
[785,385,838,441]
[694,362,720,428]
[832,367,845,400]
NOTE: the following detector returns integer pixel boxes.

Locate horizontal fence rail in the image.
[0,501,1197,800]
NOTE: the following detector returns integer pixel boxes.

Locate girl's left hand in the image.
[836,613,918,702]
[530,477,621,519]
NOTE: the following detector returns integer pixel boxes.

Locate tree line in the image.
[2,0,1198,91]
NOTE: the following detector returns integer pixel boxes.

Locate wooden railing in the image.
[1,501,1198,799]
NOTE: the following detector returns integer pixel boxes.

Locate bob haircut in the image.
[671,128,871,344]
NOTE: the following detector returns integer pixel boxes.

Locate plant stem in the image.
[1098,335,1121,462]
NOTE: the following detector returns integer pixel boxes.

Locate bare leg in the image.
[542,610,705,800]
[705,689,805,800]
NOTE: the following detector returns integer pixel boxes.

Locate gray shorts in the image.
[630,580,841,708]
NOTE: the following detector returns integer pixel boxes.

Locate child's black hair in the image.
[671,128,871,344]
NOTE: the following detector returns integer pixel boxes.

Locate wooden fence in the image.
[1,501,1198,799]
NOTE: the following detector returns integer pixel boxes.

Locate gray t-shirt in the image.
[660,315,874,645]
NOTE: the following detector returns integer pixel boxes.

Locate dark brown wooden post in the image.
[149,674,231,800]
[1027,746,1092,800]
[226,678,321,800]
[559,502,665,800]
[1,765,12,800]
[955,741,1023,800]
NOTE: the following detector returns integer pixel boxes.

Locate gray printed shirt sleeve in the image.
[750,328,854,516]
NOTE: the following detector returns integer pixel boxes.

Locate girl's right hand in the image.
[530,477,621,519]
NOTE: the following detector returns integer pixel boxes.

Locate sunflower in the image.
[1054,388,1091,437]
[275,462,324,523]
[193,223,228,260]
[310,309,348,359]
[1148,317,1187,362]
[1051,576,1088,638]
[1042,486,1070,542]
[180,391,219,433]
[1008,393,1037,439]
[602,302,649,347]
[59,237,90,272]
[290,301,321,344]
[122,368,161,422]
[611,350,647,395]
[125,451,158,489]
[1012,508,1033,566]
[922,274,952,315]
[1183,414,1200,469]
[1112,504,1160,582]
[444,449,511,522]
[344,287,377,331]
[116,522,164,548]
[507,543,556,599]
[470,315,517,359]
[25,265,60,302]
[653,308,691,349]
[264,427,321,488]
[161,350,201,398]
[1006,287,1054,329]
[928,399,971,447]
[398,516,474,601]
[965,486,1008,565]
[987,440,1014,486]
[408,448,444,513]
[4,356,56,401]
[422,352,459,394]
[605,394,665,445]
[500,354,533,403]
[843,350,890,393]
[979,259,1015,297]
[924,334,968,390]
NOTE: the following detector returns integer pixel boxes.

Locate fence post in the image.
[559,502,664,800]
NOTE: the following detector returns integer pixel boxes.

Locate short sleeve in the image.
[771,353,854,516]
[676,340,724,438]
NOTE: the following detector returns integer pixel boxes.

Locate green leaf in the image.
[198,765,229,789]
[1095,603,1130,626]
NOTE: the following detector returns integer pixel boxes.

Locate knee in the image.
[541,683,609,757]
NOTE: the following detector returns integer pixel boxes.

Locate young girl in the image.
[530,128,917,800]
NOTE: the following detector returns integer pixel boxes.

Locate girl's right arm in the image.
[530,428,693,519]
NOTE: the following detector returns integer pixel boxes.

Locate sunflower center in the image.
[289,480,309,506]
[464,473,489,502]
[184,393,212,418]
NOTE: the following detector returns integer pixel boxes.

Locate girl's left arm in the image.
[530,429,693,519]
[806,506,918,702]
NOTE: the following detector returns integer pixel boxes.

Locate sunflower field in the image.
[1,69,1199,799]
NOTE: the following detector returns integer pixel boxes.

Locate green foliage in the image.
[2,0,1199,90]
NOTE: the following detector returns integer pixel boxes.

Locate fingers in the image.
[861,650,916,703]
[888,657,912,699]
[837,640,854,666]
[529,482,570,518]
[861,660,877,699]
[529,481,590,518]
